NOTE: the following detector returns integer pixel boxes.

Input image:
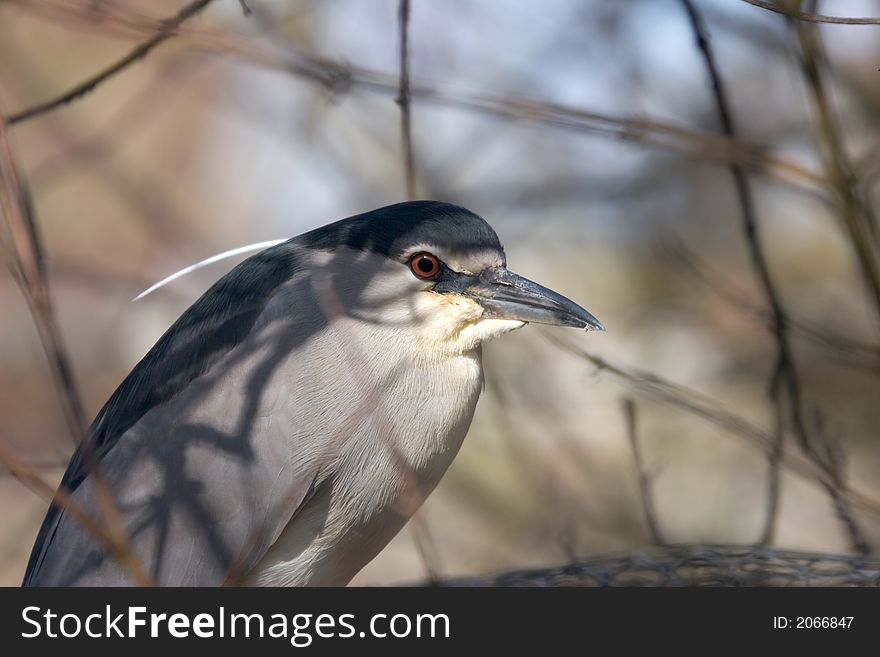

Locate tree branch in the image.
[4,2,829,197]
[789,10,880,327]
[0,115,88,444]
[396,0,416,200]
[680,0,868,555]
[0,440,152,586]
[5,0,217,126]
[742,0,880,26]
[541,330,880,523]
[622,399,666,546]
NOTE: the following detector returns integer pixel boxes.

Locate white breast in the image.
[244,318,485,586]
[241,247,521,586]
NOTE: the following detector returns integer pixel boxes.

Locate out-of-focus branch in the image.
[789,8,880,327]
[660,239,880,368]
[742,0,880,26]
[0,457,70,473]
[410,516,442,585]
[0,440,152,585]
[681,0,868,555]
[436,544,880,586]
[5,0,217,126]
[621,399,666,546]
[542,330,880,523]
[4,1,827,198]
[0,115,88,444]
[17,54,207,261]
[0,107,151,586]
[761,365,785,545]
[4,0,161,40]
[682,0,791,549]
[396,0,416,200]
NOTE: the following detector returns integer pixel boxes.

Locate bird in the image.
[23,200,603,587]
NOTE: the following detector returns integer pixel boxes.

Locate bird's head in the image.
[300,201,603,355]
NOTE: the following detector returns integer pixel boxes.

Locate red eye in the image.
[409,252,442,280]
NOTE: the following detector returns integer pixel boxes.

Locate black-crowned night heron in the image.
[23,201,602,586]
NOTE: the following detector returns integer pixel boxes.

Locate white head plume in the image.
[133,239,287,301]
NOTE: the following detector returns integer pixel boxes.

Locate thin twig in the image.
[682,0,871,555]
[788,6,876,553]
[0,457,71,473]
[5,0,217,126]
[621,399,666,545]
[396,0,416,200]
[808,408,870,554]
[660,239,880,365]
[681,0,795,549]
[790,7,880,326]
[411,516,442,584]
[0,116,88,444]
[4,3,828,197]
[742,0,880,26]
[0,440,152,585]
[1,105,151,584]
[2,0,202,44]
[760,365,785,544]
[541,330,880,523]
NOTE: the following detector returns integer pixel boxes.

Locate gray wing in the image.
[24,241,326,586]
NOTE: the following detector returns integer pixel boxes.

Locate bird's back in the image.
[24,242,316,585]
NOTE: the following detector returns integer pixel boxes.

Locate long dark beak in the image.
[434,267,604,331]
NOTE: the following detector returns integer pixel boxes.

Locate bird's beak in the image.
[435,267,604,331]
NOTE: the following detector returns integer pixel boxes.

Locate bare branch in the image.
[621,399,666,546]
[790,11,880,327]
[541,330,880,522]
[809,409,871,555]
[760,366,785,545]
[742,0,880,26]
[396,0,416,200]
[0,104,152,586]
[5,0,217,126]
[659,239,880,367]
[0,440,152,585]
[0,115,88,444]
[682,0,791,549]
[5,2,827,197]
[680,0,868,555]
[411,516,442,584]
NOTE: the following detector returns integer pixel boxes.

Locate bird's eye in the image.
[409,252,442,280]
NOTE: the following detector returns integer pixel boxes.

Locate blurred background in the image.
[2,0,880,586]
